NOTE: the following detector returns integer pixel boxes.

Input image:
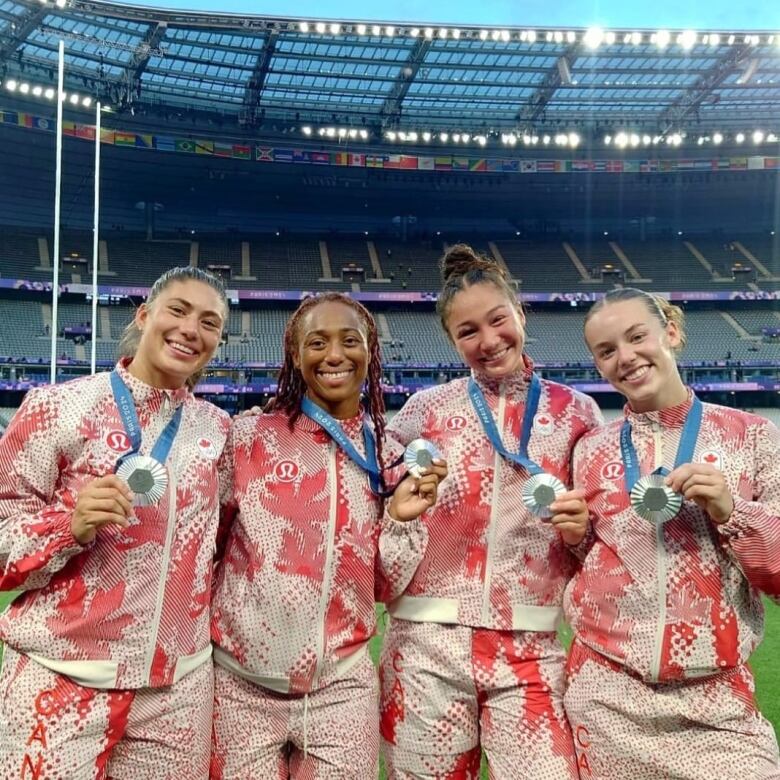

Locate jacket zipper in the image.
[650,421,666,683]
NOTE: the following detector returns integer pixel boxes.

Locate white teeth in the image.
[319,370,351,379]
[483,347,509,362]
[169,341,196,355]
[625,365,650,381]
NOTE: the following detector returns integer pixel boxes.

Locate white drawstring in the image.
[303,692,310,759]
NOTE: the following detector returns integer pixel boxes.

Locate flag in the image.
[520,160,536,173]
[155,135,176,152]
[135,133,154,149]
[32,116,52,132]
[115,131,137,147]
[310,151,330,165]
[0,111,19,125]
[100,128,115,145]
[273,148,294,163]
[640,159,658,172]
[764,157,780,170]
[61,120,77,137]
[729,157,747,170]
[384,154,401,169]
[195,140,214,155]
[17,113,33,128]
[292,149,310,163]
[434,156,452,171]
[75,123,96,140]
[606,160,624,173]
[348,153,365,167]
[366,155,384,168]
[572,159,592,172]
[452,156,469,171]
[537,160,556,172]
[232,144,251,160]
[486,159,503,172]
[213,141,233,157]
[502,159,519,172]
[418,156,435,170]
[400,155,418,170]
[176,139,196,153]
[747,156,764,170]
[334,152,349,166]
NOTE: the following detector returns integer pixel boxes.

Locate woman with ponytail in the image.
[379,245,602,778]
[563,287,780,779]
[210,292,446,778]
[0,267,231,777]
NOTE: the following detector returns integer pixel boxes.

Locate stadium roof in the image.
[1,0,780,147]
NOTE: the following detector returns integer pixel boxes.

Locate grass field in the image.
[1,591,777,778]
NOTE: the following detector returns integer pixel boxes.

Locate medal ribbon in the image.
[620,396,703,494]
[468,373,545,476]
[110,370,183,468]
[300,397,385,494]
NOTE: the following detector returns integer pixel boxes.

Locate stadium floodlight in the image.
[348,128,358,138]
[425,27,434,39]
[530,135,539,144]
[697,136,705,145]
[753,130,765,144]
[768,133,778,143]
[479,30,489,40]
[422,131,431,141]
[629,133,640,147]
[475,135,487,146]
[315,22,326,33]
[554,133,567,145]
[642,134,651,145]
[438,28,448,39]
[385,130,396,141]
[452,29,461,39]
[69,92,79,104]
[631,32,642,45]
[569,132,580,147]
[623,32,631,44]
[542,134,551,145]
[44,87,55,99]
[302,126,312,135]
[735,132,745,143]
[584,27,604,49]
[329,23,341,35]
[299,22,309,32]
[554,31,563,43]
[356,24,366,35]
[604,31,616,45]
[452,133,461,142]
[32,85,43,96]
[604,134,612,145]
[547,31,554,43]
[709,33,720,46]
[491,30,501,41]
[385,26,395,37]
[407,131,418,142]
[19,82,30,94]
[526,30,536,43]
[82,96,91,107]
[5,79,17,91]
[566,31,576,43]
[397,131,407,141]
[359,129,369,139]
[712,132,723,144]
[55,0,67,5]
[670,133,682,146]
[728,34,736,44]
[410,27,420,37]
[679,30,697,49]
[439,132,449,142]
[371,24,381,36]
[461,133,471,143]
[654,30,671,48]
[615,132,628,148]
[325,127,336,138]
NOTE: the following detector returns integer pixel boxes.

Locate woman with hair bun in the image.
[565,287,780,779]
[0,267,231,777]
[379,244,602,778]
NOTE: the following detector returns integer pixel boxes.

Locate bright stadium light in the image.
[768,133,778,143]
[542,134,551,145]
[554,31,563,43]
[359,129,368,139]
[329,23,341,35]
[348,128,357,138]
[69,92,79,104]
[461,133,471,143]
[44,87,55,99]
[476,135,487,146]
[397,131,407,141]
[5,79,17,91]
[604,134,612,145]
[302,126,312,135]
[753,130,765,144]
[584,27,604,49]
[569,132,581,147]
[19,82,30,94]
[452,29,461,39]
[439,132,449,142]
[630,133,640,147]
[642,134,652,145]
[385,26,395,37]
[615,132,628,148]
[325,127,336,138]
[709,33,721,46]
[735,132,745,143]
[604,31,616,45]
[679,30,697,49]
[315,22,326,33]
[631,32,642,45]
[654,30,671,48]
[566,31,576,43]
[410,27,420,37]
[728,34,736,44]
[407,131,418,142]
[385,130,396,141]
[371,24,381,36]
[422,131,431,141]
[299,21,309,32]
[82,96,91,107]
[425,27,434,39]
[356,24,366,35]
[452,133,461,142]
[526,30,536,43]
[712,131,723,144]
[32,85,43,96]
[55,0,67,7]
[438,28,448,39]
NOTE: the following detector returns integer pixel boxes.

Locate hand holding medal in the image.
[663,462,734,525]
[388,440,448,523]
[71,475,134,545]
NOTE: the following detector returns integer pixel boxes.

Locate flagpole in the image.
[90,101,101,374]
[49,39,64,385]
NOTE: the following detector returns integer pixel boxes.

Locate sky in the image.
[126,0,780,31]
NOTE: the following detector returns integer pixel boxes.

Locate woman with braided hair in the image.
[210,292,447,778]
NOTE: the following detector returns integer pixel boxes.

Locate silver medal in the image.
[522,472,566,519]
[116,454,168,506]
[630,473,682,524]
[404,439,442,478]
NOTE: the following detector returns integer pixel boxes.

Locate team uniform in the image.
[210,410,428,779]
[0,359,230,779]
[380,357,602,779]
[564,392,780,779]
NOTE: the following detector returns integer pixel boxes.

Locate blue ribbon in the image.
[468,373,544,476]
[620,396,703,493]
[110,370,183,469]
[300,397,384,494]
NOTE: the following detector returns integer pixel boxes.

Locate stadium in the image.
[0,0,778,773]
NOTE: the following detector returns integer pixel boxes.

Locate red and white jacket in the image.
[385,357,603,631]
[0,360,230,690]
[565,393,780,683]
[210,410,428,695]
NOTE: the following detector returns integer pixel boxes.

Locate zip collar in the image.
[470,353,535,398]
[294,406,367,440]
[624,388,695,431]
[115,358,190,412]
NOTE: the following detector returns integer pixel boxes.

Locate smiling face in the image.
[584,298,688,412]
[293,300,369,419]
[445,282,527,379]
[129,279,225,389]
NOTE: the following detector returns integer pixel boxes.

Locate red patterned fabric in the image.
[566,394,780,683]
[0,360,230,690]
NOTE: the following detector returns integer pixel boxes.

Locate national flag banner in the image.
[622,160,639,173]
[747,156,764,170]
[557,160,571,172]
[676,159,697,171]
[273,148,294,163]
[32,116,53,132]
[714,158,731,170]
[232,144,251,160]
[434,156,452,171]
[154,135,176,152]
[213,142,233,157]
[384,154,401,169]
[292,149,310,163]
[486,159,503,172]
[17,113,33,128]
[519,160,536,173]
[334,152,349,166]
[469,159,487,172]
[366,155,384,168]
[764,157,780,169]
[135,133,154,149]
[693,159,713,170]
[114,131,137,147]
[195,140,214,155]
[100,128,115,145]
[400,155,418,170]
[75,123,96,140]
[0,110,19,125]
[572,159,592,172]
[659,160,675,172]
[729,157,747,170]
[502,159,519,172]
[311,151,330,165]
[452,156,469,171]
[640,160,658,172]
[418,156,435,170]
[60,120,76,137]
[176,139,196,153]
[592,160,606,172]
[348,153,365,167]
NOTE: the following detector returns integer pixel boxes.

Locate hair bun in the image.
[440,243,505,283]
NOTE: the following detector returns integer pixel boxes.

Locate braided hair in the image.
[268,292,387,471]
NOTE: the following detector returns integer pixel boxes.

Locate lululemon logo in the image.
[106,430,131,453]
[446,415,467,431]
[601,461,624,480]
[274,460,300,482]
